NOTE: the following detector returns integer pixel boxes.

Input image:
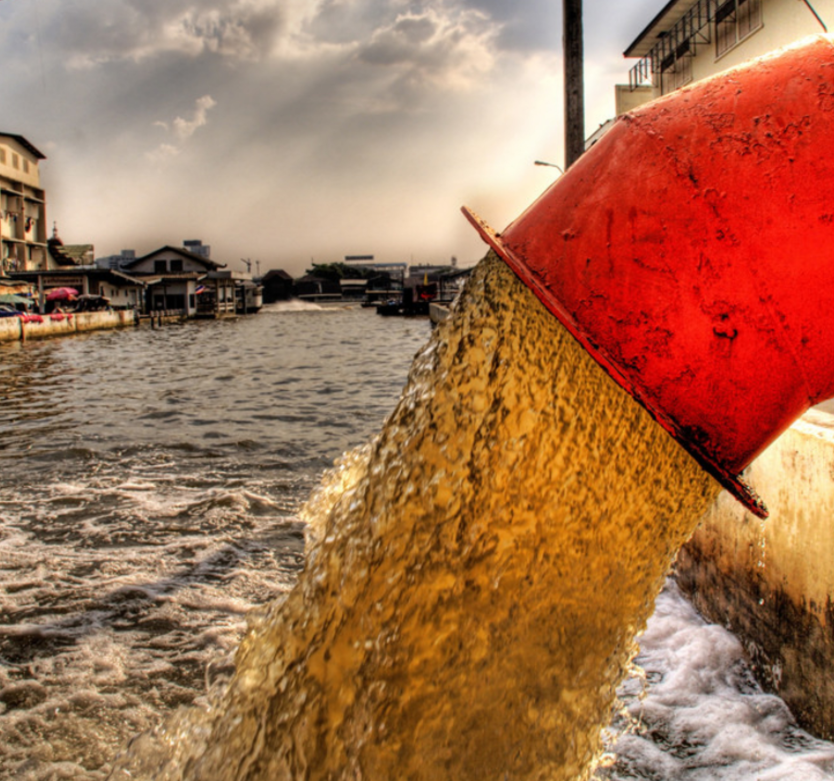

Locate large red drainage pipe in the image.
[464,34,834,519]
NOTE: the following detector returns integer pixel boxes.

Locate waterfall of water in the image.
[111,251,720,780]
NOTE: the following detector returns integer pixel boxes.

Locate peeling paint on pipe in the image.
[463,34,834,519]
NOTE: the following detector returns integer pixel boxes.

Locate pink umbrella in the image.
[46,287,79,301]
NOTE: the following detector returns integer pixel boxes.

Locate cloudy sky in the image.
[1,0,661,275]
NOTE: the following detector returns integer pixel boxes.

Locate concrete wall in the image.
[615,84,653,117]
[428,302,450,325]
[0,310,136,342]
[676,408,834,739]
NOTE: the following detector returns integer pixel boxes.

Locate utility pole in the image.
[563,0,585,169]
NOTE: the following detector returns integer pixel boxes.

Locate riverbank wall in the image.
[0,309,137,342]
[676,407,834,740]
[429,302,450,325]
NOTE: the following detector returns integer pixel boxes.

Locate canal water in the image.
[1,266,833,779]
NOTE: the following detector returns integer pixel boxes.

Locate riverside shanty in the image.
[1,131,262,340]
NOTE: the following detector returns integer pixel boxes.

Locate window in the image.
[154,259,167,273]
[11,153,19,170]
[23,160,30,174]
[660,40,693,95]
[716,0,762,57]
[170,259,183,272]
[0,149,5,164]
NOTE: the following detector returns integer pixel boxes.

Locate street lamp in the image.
[534,160,565,175]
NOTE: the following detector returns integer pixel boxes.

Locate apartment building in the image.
[0,133,47,275]
[622,0,832,110]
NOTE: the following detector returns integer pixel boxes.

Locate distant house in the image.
[260,269,294,303]
[293,274,341,302]
[92,272,147,311]
[0,132,47,275]
[363,273,401,304]
[11,265,147,311]
[11,227,146,309]
[339,277,368,301]
[121,245,236,318]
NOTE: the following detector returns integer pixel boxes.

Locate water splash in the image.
[112,252,720,780]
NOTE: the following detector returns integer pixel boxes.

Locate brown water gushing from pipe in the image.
[112,252,720,780]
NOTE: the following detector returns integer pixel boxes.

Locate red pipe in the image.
[464,34,834,519]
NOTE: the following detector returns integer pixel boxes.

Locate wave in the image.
[261,300,326,313]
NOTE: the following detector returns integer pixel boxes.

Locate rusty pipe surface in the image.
[464,34,834,519]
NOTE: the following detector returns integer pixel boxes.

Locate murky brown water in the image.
[111,252,721,780]
[0,302,429,780]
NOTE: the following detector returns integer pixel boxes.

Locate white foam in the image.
[605,580,834,780]
[262,300,325,312]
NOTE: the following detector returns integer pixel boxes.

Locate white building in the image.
[0,133,47,275]
[122,245,236,318]
[622,0,833,109]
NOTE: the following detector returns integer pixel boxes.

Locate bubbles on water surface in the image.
[601,581,834,780]
[112,253,723,780]
[0,307,430,780]
[3,276,832,780]
[0,462,306,780]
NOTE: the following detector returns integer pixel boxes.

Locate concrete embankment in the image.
[428,302,451,325]
[676,408,834,740]
[0,310,137,342]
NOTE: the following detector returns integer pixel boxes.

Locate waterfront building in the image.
[294,274,342,302]
[11,226,146,309]
[260,269,294,303]
[339,277,369,301]
[122,245,237,318]
[344,256,408,282]
[10,264,147,311]
[623,0,833,109]
[0,132,47,276]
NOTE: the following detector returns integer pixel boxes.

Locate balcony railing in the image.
[629,0,720,90]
